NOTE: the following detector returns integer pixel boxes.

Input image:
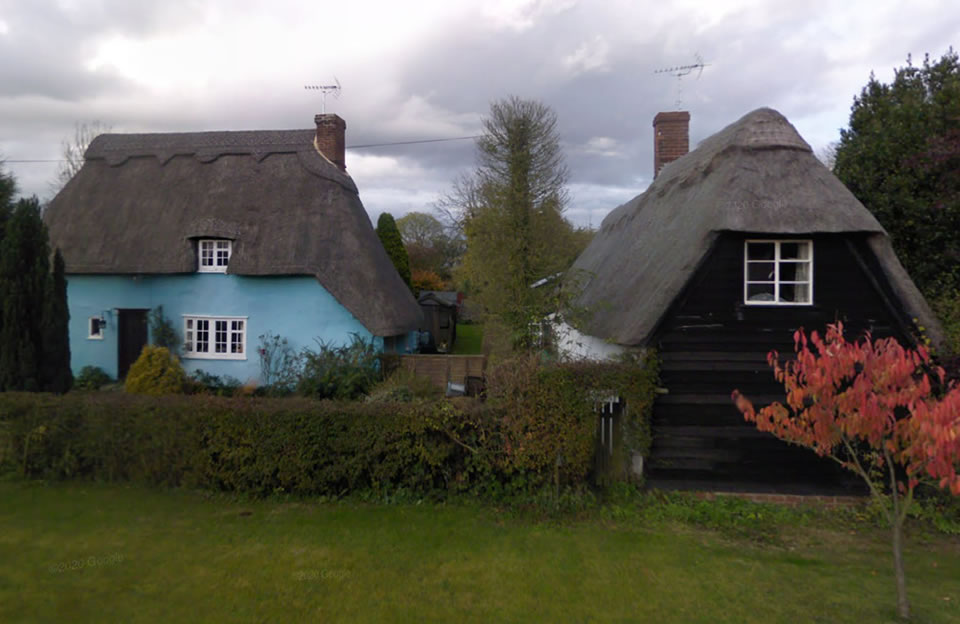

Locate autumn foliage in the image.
[411,268,446,293]
[732,323,960,619]
[732,323,960,495]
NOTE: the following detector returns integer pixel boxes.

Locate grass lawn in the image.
[2,481,959,623]
[451,323,483,355]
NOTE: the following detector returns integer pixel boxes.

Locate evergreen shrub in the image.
[124,346,187,396]
[74,366,112,391]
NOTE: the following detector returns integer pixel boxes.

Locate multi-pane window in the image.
[198,239,232,273]
[183,316,246,359]
[744,240,813,305]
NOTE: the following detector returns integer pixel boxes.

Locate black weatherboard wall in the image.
[646,232,915,494]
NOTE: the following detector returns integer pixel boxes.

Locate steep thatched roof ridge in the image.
[45,129,421,337]
[569,107,943,348]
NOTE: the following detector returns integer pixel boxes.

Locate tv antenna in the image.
[304,77,342,114]
[654,53,709,110]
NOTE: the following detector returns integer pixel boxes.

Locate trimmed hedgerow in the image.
[0,353,658,498]
[0,393,555,497]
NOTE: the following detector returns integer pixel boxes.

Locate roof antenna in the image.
[654,53,709,110]
[304,77,342,114]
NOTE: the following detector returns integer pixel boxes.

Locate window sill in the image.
[743,301,814,307]
[182,353,247,361]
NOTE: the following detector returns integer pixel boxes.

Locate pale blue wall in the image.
[67,274,416,382]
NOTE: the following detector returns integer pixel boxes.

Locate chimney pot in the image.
[653,111,690,178]
[314,113,347,171]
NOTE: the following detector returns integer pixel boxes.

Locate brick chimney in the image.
[314,113,346,171]
[653,111,690,178]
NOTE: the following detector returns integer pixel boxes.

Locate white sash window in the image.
[183,315,247,359]
[744,240,813,305]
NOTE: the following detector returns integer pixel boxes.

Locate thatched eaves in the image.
[570,107,943,348]
[45,128,421,337]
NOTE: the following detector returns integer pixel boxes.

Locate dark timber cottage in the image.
[568,108,943,493]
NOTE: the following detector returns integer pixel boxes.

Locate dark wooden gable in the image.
[647,231,914,493]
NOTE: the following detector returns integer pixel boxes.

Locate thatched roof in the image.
[44,128,421,336]
[570,107,943,348]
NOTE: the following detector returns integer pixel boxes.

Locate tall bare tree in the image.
[50,121,111,194]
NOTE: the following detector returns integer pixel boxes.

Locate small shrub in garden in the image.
[74,366,112,391]
[366,368,441,402]
[188,369,243,397]
[124,346,186,395]
[256,332,302,396]
[297,334,381,400]
[148,306,180,354]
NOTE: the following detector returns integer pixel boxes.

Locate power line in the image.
[3,134,482,163]
[349,135,480,149]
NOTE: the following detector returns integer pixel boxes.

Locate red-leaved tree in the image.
[732,323,960,620]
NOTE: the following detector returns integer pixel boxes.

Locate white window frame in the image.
[198,239,232,273]
[88,316,105,340]
[182,315,248,360]
[743,239,814,306]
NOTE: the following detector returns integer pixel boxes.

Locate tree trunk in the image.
[892,516,910,620]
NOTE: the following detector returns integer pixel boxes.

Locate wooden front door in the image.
[117,309,149,379]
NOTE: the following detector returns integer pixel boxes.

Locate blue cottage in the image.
[44,114,422,382]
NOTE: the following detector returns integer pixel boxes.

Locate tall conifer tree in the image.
[0,197,50,391]
[376,212,413,291]
[40,249,72,393]
[0,166,15,367]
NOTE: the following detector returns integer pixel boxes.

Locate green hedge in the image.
[0,393,576,497]
[0,355,659,498]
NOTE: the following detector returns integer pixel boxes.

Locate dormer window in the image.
[744,240,813,305]
[199,239,231,273]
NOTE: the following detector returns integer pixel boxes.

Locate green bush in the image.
[0,352,660,499]
[74,366,112,391]
[188,370,243,397]
[484,352,659,482]
[148,306,180,354]
[297,334,381,400]
[256,332,302,396]
[366,368,442,402]
[0,393,496,495]
[124,346,186,396]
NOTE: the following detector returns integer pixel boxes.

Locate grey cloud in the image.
[0,0,204,100]
[1,0,957,222]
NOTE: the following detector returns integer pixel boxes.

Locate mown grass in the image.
[451,323,483,355]
[1,480,958,623]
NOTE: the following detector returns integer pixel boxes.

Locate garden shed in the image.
[417,290,459,352]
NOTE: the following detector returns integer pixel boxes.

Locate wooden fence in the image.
[399,355,486,391]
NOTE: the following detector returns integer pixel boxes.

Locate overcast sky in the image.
[1,0,957,227]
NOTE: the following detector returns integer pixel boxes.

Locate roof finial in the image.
[304,77,342,114]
